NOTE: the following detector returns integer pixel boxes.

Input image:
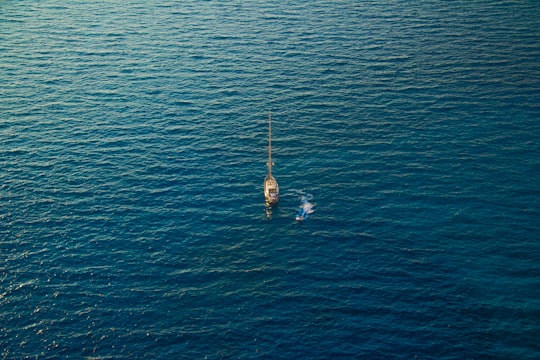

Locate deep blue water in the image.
[1,1,540,358]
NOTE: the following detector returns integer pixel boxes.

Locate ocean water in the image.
[1,0,540,358]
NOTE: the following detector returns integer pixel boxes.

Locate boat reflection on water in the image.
[265,203,274,219]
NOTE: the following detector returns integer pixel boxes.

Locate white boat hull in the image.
[264,175,279,205]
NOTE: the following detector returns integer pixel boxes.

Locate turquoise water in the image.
[1,1,540,358]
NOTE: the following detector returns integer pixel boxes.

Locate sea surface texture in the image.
[1,1,540,359]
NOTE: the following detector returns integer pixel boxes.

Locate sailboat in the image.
[264,111,279,205]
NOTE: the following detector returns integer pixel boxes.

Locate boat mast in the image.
[268,111,272,177]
